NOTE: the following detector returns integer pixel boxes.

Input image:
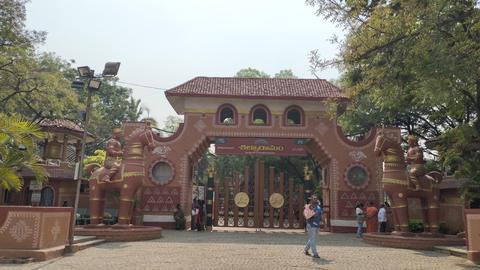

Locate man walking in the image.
[304,195,322,259]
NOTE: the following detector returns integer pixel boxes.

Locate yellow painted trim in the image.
[118,216,131,220]
[89,198,105,201]
[125,156,144,160]
[184,109,216,113]
[124,172,145,178]
[120,198,135,202]
[391,204,407,208]
[382,178,408,186]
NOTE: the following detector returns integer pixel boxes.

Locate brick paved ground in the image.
[1,229,478,270]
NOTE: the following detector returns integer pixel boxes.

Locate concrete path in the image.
[1,229,478,270]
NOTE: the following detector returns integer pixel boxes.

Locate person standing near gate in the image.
[378,204,387,233]
[355,203,365,237]
[365,201,378,233]
[303,195,322,259]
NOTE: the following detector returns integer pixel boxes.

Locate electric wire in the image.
[116,81,167,90]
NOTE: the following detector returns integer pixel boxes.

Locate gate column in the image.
[206,167,214,230]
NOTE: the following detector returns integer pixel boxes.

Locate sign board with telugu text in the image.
[215,137,308,157]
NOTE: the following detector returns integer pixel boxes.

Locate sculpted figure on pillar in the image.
[405,136,426,191]
[375,130,443,234]
[102,128,123,182]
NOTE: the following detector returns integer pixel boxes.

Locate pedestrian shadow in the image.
[312,257,335,266]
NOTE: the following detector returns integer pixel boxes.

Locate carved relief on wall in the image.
[141,186,180,212]
[9,220,33,242]
[194,119,207,132]
[0,211,40,248]
[316,121,328,136]
[349,150,367,162]
[344,163,370,190]
[152,145,172,156]
[147,158,175,186]
[338,191,378,218]
[39,212,70,248]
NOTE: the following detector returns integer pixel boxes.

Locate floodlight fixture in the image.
[77,66,92,77]
[102,62,121,77]
[71,80,85,89]
[88,78,102,90]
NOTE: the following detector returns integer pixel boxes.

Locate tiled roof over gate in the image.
[165,77,347,100]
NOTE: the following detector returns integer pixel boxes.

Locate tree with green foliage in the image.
[308,0,480,205]
[1,52,83,122]
[235,68,270,78]
[86,80,143,143]
[0,0,82,122]
[1,0,144,154]
[0,113,47,190]
[160,115,183,136]
[235,68,299,79]
[274,69,297,78]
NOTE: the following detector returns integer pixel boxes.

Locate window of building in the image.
[217,104,237,125]
[285,106,304,126]
[250,105,270,125]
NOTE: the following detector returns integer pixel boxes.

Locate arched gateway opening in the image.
[128,77,381,232]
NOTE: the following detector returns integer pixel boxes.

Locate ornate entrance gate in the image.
[214,160,305,229]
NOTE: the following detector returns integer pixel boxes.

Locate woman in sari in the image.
[365,201,378,233]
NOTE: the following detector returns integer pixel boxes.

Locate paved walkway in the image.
[2,229,478,270]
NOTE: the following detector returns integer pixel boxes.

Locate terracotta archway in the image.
[127,77,382,232]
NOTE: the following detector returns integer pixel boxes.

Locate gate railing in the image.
[213,160,306,229]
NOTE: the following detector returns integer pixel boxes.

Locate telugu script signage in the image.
[215,137,308,156]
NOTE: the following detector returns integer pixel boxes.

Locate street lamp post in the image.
[66,62,120,252]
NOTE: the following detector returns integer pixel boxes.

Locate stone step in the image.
[434,246,468,258]
[68,239,106,253]
[73,235,97,244]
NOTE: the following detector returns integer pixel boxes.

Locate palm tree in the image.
[0,113,48,191]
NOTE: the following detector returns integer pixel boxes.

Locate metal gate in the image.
[213,160,305,229]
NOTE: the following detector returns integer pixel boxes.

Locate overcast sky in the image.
[26,0,343,125]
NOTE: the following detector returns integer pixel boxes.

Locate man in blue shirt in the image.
[304,195,322,258]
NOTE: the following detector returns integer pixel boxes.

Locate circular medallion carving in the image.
[269,193,284,208]
[344,163,370,190]
[149,159,175,185]
[234,192,249,208]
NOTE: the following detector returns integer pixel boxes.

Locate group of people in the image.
[355,201,388,237]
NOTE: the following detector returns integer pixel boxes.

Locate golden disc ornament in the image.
[234,192,249,208]
[269,193,284,208]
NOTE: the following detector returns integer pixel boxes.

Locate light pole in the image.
[66,62,120,251]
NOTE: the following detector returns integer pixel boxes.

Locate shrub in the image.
[408,219,424,233]
[438,222,449,234]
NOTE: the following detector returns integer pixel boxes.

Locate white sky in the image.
[26,0,343,125]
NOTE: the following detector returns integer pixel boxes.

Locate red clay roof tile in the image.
[165,77,347,100]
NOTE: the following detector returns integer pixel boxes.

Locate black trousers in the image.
[379,221,387,232]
